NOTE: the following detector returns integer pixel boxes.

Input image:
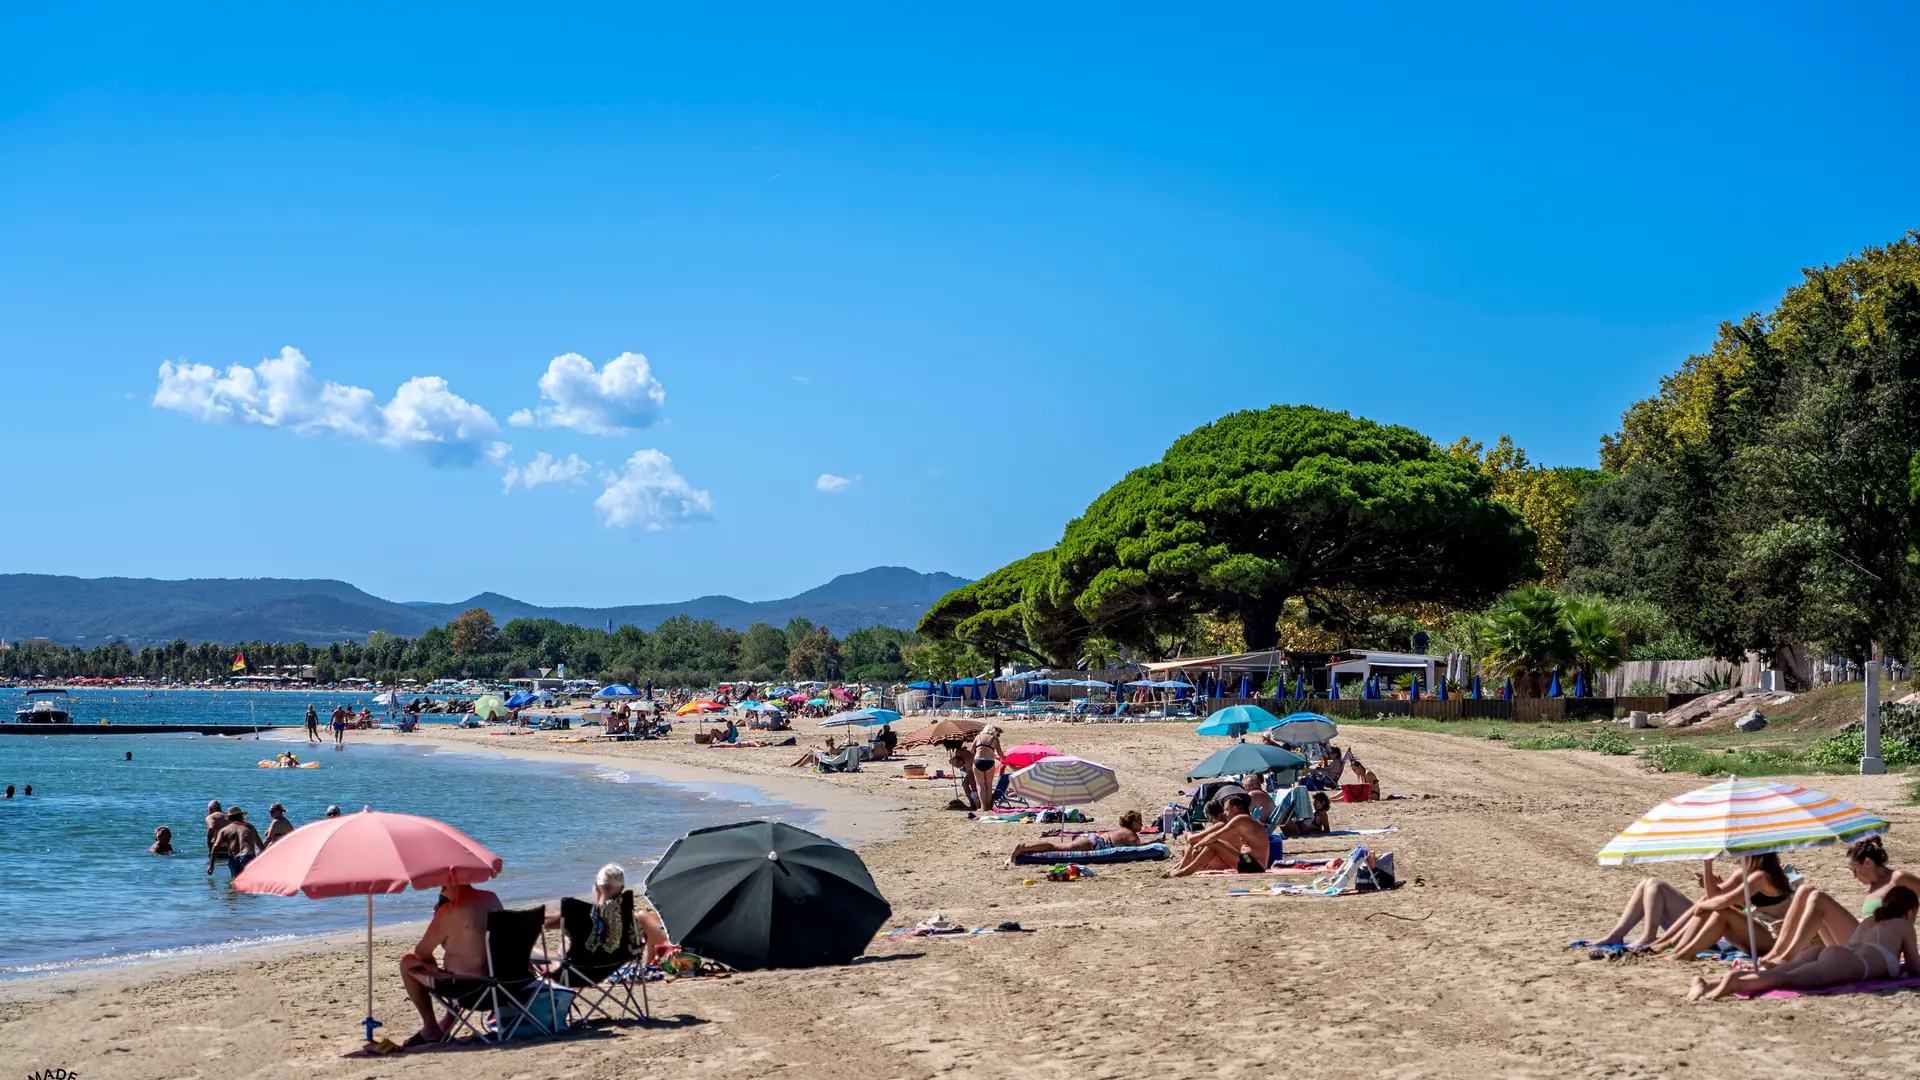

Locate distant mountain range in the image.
[0,567,973,646]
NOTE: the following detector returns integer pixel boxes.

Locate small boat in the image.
[15,688,73,723]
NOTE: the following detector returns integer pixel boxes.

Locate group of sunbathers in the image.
[1583,837,1920,999]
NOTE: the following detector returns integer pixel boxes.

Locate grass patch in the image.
[1511,732,1581,750]
[1640,740,1812,777]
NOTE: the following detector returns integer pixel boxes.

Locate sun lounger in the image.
[1012,843,1171,865]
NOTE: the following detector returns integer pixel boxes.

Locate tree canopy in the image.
[1045,405,1538,650]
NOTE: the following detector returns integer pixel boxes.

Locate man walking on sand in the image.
[399,882,504,1046]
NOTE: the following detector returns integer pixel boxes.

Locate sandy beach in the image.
[5,717,1918,1080]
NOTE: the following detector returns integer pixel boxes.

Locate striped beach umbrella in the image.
[1597,779,1889,969]
[1004,756,1120,806]
[1597,779,1888,865]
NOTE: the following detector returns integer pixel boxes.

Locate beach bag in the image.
[496,982,575,1037]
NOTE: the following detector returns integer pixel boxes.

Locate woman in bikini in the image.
[1008,811,1144,860]
[1646,854,1796,960]
[1691,885,1920,1001]
[969,726,1004,814]
[1757,837,1920,967]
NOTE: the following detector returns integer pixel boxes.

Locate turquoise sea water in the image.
[0,688,799,977]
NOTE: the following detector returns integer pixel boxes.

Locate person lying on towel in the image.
[1164,794,1269,877]
[1689,886,1920,1001]
[1008,811,1144,861]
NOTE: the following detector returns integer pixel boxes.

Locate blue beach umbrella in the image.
[593,684,639,700]
[1575,670,1587,697]
[1471,675,1482,700]
[1263,714,1339,745]
[1435,674,1447,701]
[645,680,654,700]
[1196,704,1280,738]
[1549,670,1562,698]
[1238,675,1251,699]
[1503,677,1514,700]
[1328,676,1339,701]
[1410,678,1421,702]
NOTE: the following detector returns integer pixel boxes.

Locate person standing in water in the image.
[212,807,265,877]
[305,703,320,743]
[204,800,231,874]
[262,803,296,847]
[331,705,348,747]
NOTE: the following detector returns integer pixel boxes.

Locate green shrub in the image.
[1587,728,1633,756]
[1645,741,1693,773]
[1626,679,1666,696]
[1483,729,1506,741]
[1513,732,1581,750]
[1805,731,1920,769]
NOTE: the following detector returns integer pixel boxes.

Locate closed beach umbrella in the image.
[234,810,502,1043]
[1005,755,1120,805]
[1410,677,1421,702]
[645,820,890,971]
[1503,676,1514,700]
[1196,703,1279,737]
[1576,670,1587,697]
[1472,675,1482,700]
[1263,714,1338,746]
[896,717,986,749]
[1328,676,1339,701]
[1292,673,1306,700]
[1596,779,1888,970]
[645,680,653,700]
[470,694,508,720]
[594,684,639,699]
[1186,742,1307,780]
[1001,742,1062,770]
[1435,676,1447,701]
[1548,670,1562,698]
[1238,675,1251,699]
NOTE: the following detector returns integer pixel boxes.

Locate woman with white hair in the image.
[542,863,671,967]
[969,725,1005,813]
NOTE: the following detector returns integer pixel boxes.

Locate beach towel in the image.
[1012,843,1170,865]
[1322,827,1398,837]
[1739,976,1920,1000]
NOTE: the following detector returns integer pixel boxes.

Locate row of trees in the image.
[0,614,931,688]
[920,232,1920,684]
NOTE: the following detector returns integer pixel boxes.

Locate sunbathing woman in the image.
[1690,885,1920,1001]
[1588,858,1726,949]
[1758,837,1920,967]
[1008,811,1144,861]
[1646,854,1796,960]
[1281,792,1333,837]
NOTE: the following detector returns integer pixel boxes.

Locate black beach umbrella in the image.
[1186,742,1308,780]
[644,820,892,971]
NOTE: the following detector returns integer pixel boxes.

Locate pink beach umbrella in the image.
[1001,742,1063,770]
[234,810,503,1044]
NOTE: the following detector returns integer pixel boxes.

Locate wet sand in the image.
[5,716,1917,1079]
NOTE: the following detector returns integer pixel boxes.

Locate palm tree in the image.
[1564,595,1627,689]
[1486,585,1573,696]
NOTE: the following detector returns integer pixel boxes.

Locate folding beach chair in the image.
[544,893,650,1025]
[429,907,560,1043]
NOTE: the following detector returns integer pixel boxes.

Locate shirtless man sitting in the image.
[399,882,505,1046]
[211,807,266,877]
[1164,793,1270,877]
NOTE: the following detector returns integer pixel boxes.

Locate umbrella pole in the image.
[363,893,381,1045]
[1740,860,1757,973]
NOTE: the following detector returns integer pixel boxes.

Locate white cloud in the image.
[595,450,713,530]
[153,347,507,468]
[501,452,593,493]
[509,352,666,436]
[815,473,856,493]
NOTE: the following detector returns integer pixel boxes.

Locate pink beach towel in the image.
[1740,976,1920,1000]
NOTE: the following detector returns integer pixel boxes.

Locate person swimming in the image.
[150,826,174,855]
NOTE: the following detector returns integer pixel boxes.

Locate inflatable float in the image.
[258,760,321,769]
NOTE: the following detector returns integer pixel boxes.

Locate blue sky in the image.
[2,5,1915,606]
